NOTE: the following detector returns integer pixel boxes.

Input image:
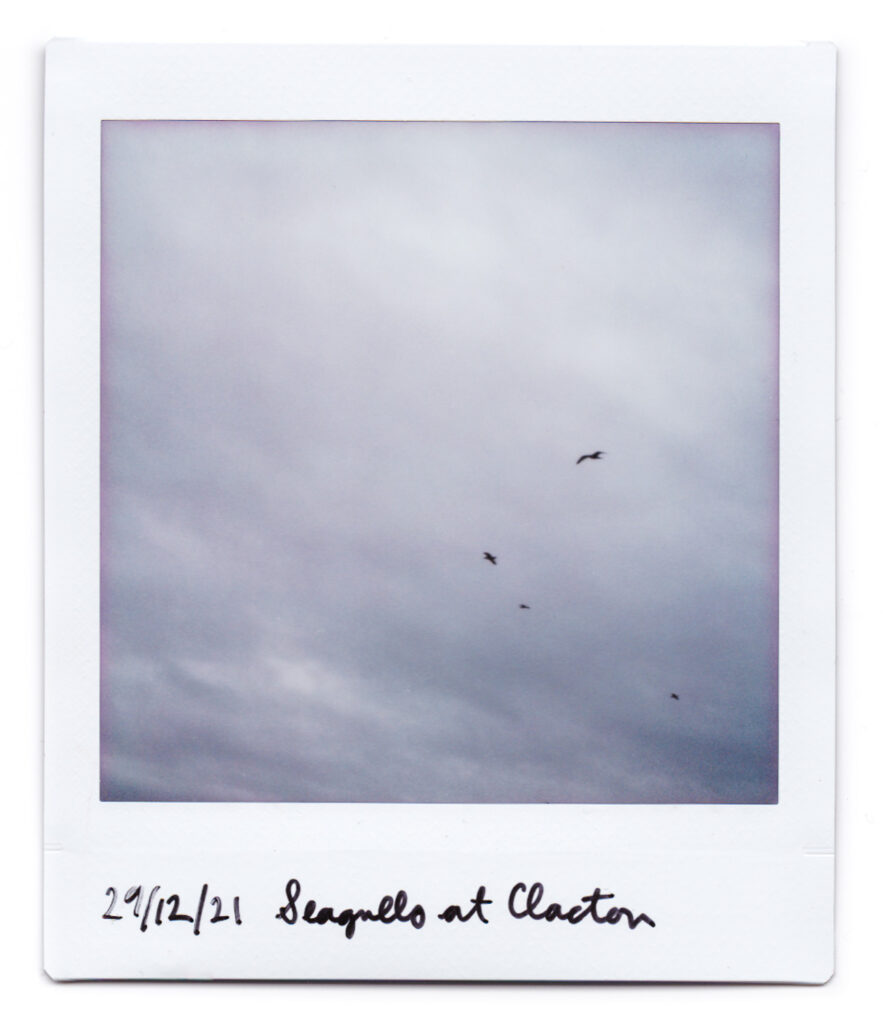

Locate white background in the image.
[2,0,878,1017]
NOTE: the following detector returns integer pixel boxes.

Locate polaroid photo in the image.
[43,42,836,982]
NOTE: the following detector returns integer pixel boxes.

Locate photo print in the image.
[99,120,779,805]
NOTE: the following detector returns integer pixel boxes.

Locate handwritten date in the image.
[103,884,242,934]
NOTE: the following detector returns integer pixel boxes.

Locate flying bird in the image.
[670,693,680,700]
[519,604,530,610]
[483,552,497,565]
[576,451,605,464]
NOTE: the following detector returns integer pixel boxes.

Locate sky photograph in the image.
[100,119,779,803]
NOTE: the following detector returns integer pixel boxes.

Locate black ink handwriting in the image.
[276,877,426,939]
[438,885,493,924]
[101,884,242,934]
[508,882,655,929]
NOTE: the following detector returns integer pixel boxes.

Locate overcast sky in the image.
[100,119,779,803]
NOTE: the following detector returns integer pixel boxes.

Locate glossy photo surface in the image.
[100,120,779,803]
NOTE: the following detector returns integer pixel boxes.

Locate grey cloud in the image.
[101,120,778,803]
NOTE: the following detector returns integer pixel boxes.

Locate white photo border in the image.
[44,42,835,982]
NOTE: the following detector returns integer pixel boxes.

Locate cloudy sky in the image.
[100,120,778,803]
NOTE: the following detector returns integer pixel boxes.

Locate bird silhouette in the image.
[576,451,605,464]
[483,552,497,565]
[670,693,680,700]
[519,603,530,609]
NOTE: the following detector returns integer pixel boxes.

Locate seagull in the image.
[519,603,530,609]
[576,451,605,464]
[670,693,680,700]
[483,552,497,565]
